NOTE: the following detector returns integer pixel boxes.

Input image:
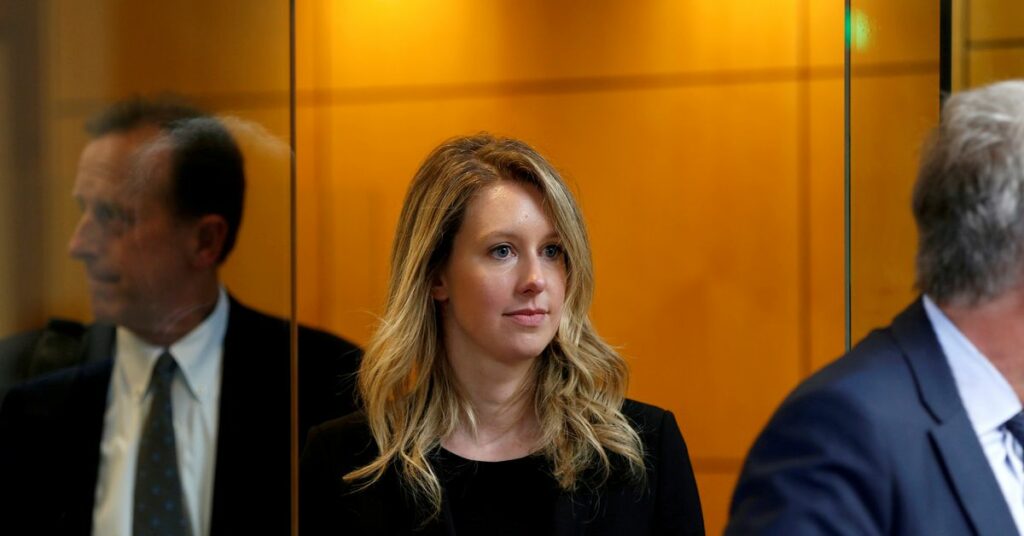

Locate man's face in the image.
[68,127,196,337]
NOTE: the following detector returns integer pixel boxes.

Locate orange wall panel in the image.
[850,0,939,66]
[808,78,845,370]
[27,0,951,533]
[294,3,845,533]
[969,0,1024,41]
[296,0,802,92]
[696,470,742,536]
[850,73,939,342]
[968,49,1024,88]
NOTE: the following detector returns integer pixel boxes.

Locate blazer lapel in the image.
[82,322,115,365]
[891,299,1018,535]
[930,414,1018,535]
[209,298,292,534]
[61,357,114,532]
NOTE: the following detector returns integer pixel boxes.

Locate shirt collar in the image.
[116,287,230,404]
[923,294,1021,435]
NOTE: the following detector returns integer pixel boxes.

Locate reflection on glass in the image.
[0,2,359,535]
[951,0,1024,90]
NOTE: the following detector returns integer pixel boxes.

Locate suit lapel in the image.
[82,322,115,365]
[62,357,115,532]
[891,299,1018,535]
[930,414,1018,535]
[209,298,292,534]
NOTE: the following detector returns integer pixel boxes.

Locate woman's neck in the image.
[442,352,541,461]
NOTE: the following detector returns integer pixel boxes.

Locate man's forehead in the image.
[74,126,172,199]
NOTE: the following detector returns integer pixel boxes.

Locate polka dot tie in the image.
[133,351,192,536]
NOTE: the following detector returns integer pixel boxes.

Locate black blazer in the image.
[727,299,1018,535]
[300,399,705,535]
[0,317,93,404]
[0,296,362,535]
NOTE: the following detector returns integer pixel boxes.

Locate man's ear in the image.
[192,214,228,268]
[430,272,449,302]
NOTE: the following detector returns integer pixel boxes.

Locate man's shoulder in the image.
[3,365,79,412]
[309,410,370,439]
[796,326,914,405]
[1,358,112,419]
[227,298,360,355]
[795,299,940,408]
[727,301,974,534]
[0,329,44,396]
[297,324,361,357]
[0,320,112,405]
[761,309,939,450]
[0,329,44,361]
[304,410,376,465]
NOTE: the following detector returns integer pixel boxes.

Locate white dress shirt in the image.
[923,295,1024,534]
[92,288,228,536]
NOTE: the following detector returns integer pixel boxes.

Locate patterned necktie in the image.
[134,351,192,536]
[1004,411,1024,447]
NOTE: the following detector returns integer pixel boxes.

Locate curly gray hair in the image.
[913,80,1024,305]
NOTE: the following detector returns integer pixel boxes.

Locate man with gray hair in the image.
[727,80,1024,535]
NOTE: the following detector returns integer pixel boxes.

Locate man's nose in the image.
[67,213,97,261]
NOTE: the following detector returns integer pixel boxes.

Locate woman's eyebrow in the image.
[477,230,560,242]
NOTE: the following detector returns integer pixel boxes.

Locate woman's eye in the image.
[543,244,563,258]
[491,245,513,259]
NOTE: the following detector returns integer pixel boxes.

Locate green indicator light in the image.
[847,8,872,51]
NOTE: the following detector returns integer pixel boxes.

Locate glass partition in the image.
[0,1,295,534]
[294,2,844,532]
[0,1,294,329]
[2,1,974,533]
[951,0,1024,90]
[848,0,1024,342]
[848,0,941,343]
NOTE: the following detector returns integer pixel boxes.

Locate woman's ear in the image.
[430,273,449,302]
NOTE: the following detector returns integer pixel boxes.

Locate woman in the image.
[301,134,704,535]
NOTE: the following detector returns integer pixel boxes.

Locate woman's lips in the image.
[505,310,547,327]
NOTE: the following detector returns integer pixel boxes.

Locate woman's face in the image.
[432,180,567,368]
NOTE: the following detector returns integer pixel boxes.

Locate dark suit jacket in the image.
[0,318,95,405]
[727,299,1018,535]
[300,399,705,535]
[0,296,362,535]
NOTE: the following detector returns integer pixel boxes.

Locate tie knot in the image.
[151,351,178,386]
[1004,411,1024,446]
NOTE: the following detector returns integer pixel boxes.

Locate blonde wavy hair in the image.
[347,134,645,518]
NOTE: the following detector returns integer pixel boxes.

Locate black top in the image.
[300,399,705,535]
[437,448,559,535]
